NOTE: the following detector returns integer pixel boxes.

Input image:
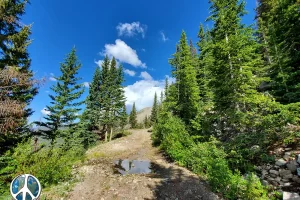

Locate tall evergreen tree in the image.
[169,31,200,125]
[120,102,128,130]
[164,77,169,98]
[256,0,300,104]
[0,0,37,151]
[129,102,137,129]
[36,48,84,144]
[86,66,102,132]
[150,92,159,124]
[206,0,275,140]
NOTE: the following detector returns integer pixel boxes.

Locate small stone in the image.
[284,182,292,187]
[261,180,269,186]
[276,159,287,166]
[283,192,300,200]
[284,154,291,161]
[285,152,292,156]
[283,174,293,179]
[270,170,279,175]
[282,179,290,183]
[285,148,292,151]
[297,168,300,176]
[287,160,298,173]
[275,177,281,183]
[292,175,300,183]
[270,174,277,178]
[279,169,292,177]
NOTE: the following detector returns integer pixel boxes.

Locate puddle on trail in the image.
[113,159,152,175]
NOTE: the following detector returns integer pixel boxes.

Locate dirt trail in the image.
[68,129,219,200]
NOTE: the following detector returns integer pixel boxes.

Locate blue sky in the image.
[23,0,257,122]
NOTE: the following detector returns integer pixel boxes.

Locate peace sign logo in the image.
[10,174,42,200]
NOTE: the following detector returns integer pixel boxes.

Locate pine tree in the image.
[206,0,275,140]
[150,92,159,124]
[164,77,169,98]
[0,0,37,151]
[98,56,111,141]
[143,115,150,128]
[120,102,128,130]
[169,31,200,125]
[256,0,300,104]
[108,58,126,141]
[197,24,214,104]
[36,48,84,144]
[129,102,137,129]
[86,66,102,132]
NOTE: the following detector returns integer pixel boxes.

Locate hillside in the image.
[136,107,152,123]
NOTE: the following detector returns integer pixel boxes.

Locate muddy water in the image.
[113,159,152,175]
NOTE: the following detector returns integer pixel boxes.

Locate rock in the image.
[283,192,300,200]
[270,174,277,178]
[282,179,290,182]
[275,177,281,183]
[267,177,275,181]
[298,168,300,176]
[276,159,287,166]
[284,182,292,187]
[285,148,292,151]
[286,152,292,156]
[261,180,269,186]
[270,169,279,175]
[292,175,300,183]
[287,160,299,173]
[283,174,294,179]
[279,169,292,177]
[284,154,291,161]
[250,145,260,152]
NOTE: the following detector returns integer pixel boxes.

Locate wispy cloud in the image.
[95,60,103,68]
[101,39,146,68]
[41,108,51,115]
[124,68,136,77]
[140,71,152,80]
[116,22,147,38]
[49,73,57,82]
[160,31,169,42]
[83,82,90,88]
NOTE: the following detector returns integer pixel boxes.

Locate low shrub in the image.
[153,113,270,200]
[0,139,85,196]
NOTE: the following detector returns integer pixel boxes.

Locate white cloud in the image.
[116,22,147,38]
[95,60,103,68]
[49,77,57,82]
[140,71,152,80]
[141,48,146,52]
[83,82,90,88]
[102,39,146,68]
[124,68,136,76]
[41,108,51,115]
[124,79,164,111]
[49,73,57,82]
[165,75,176,84]
[160,31,169,42]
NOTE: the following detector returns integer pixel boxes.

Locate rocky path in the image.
[67,129,219,200]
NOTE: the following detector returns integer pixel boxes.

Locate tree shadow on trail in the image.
[144,162,219,200]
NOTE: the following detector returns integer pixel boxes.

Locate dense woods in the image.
[0,0,299,199]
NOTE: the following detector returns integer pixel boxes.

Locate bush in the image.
[0,139,85,196]
[153,112,270,200]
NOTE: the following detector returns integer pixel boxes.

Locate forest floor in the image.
[63,128,219,200]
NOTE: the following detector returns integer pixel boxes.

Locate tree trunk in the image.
[105,129,108,142]
[109,127,113,142]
